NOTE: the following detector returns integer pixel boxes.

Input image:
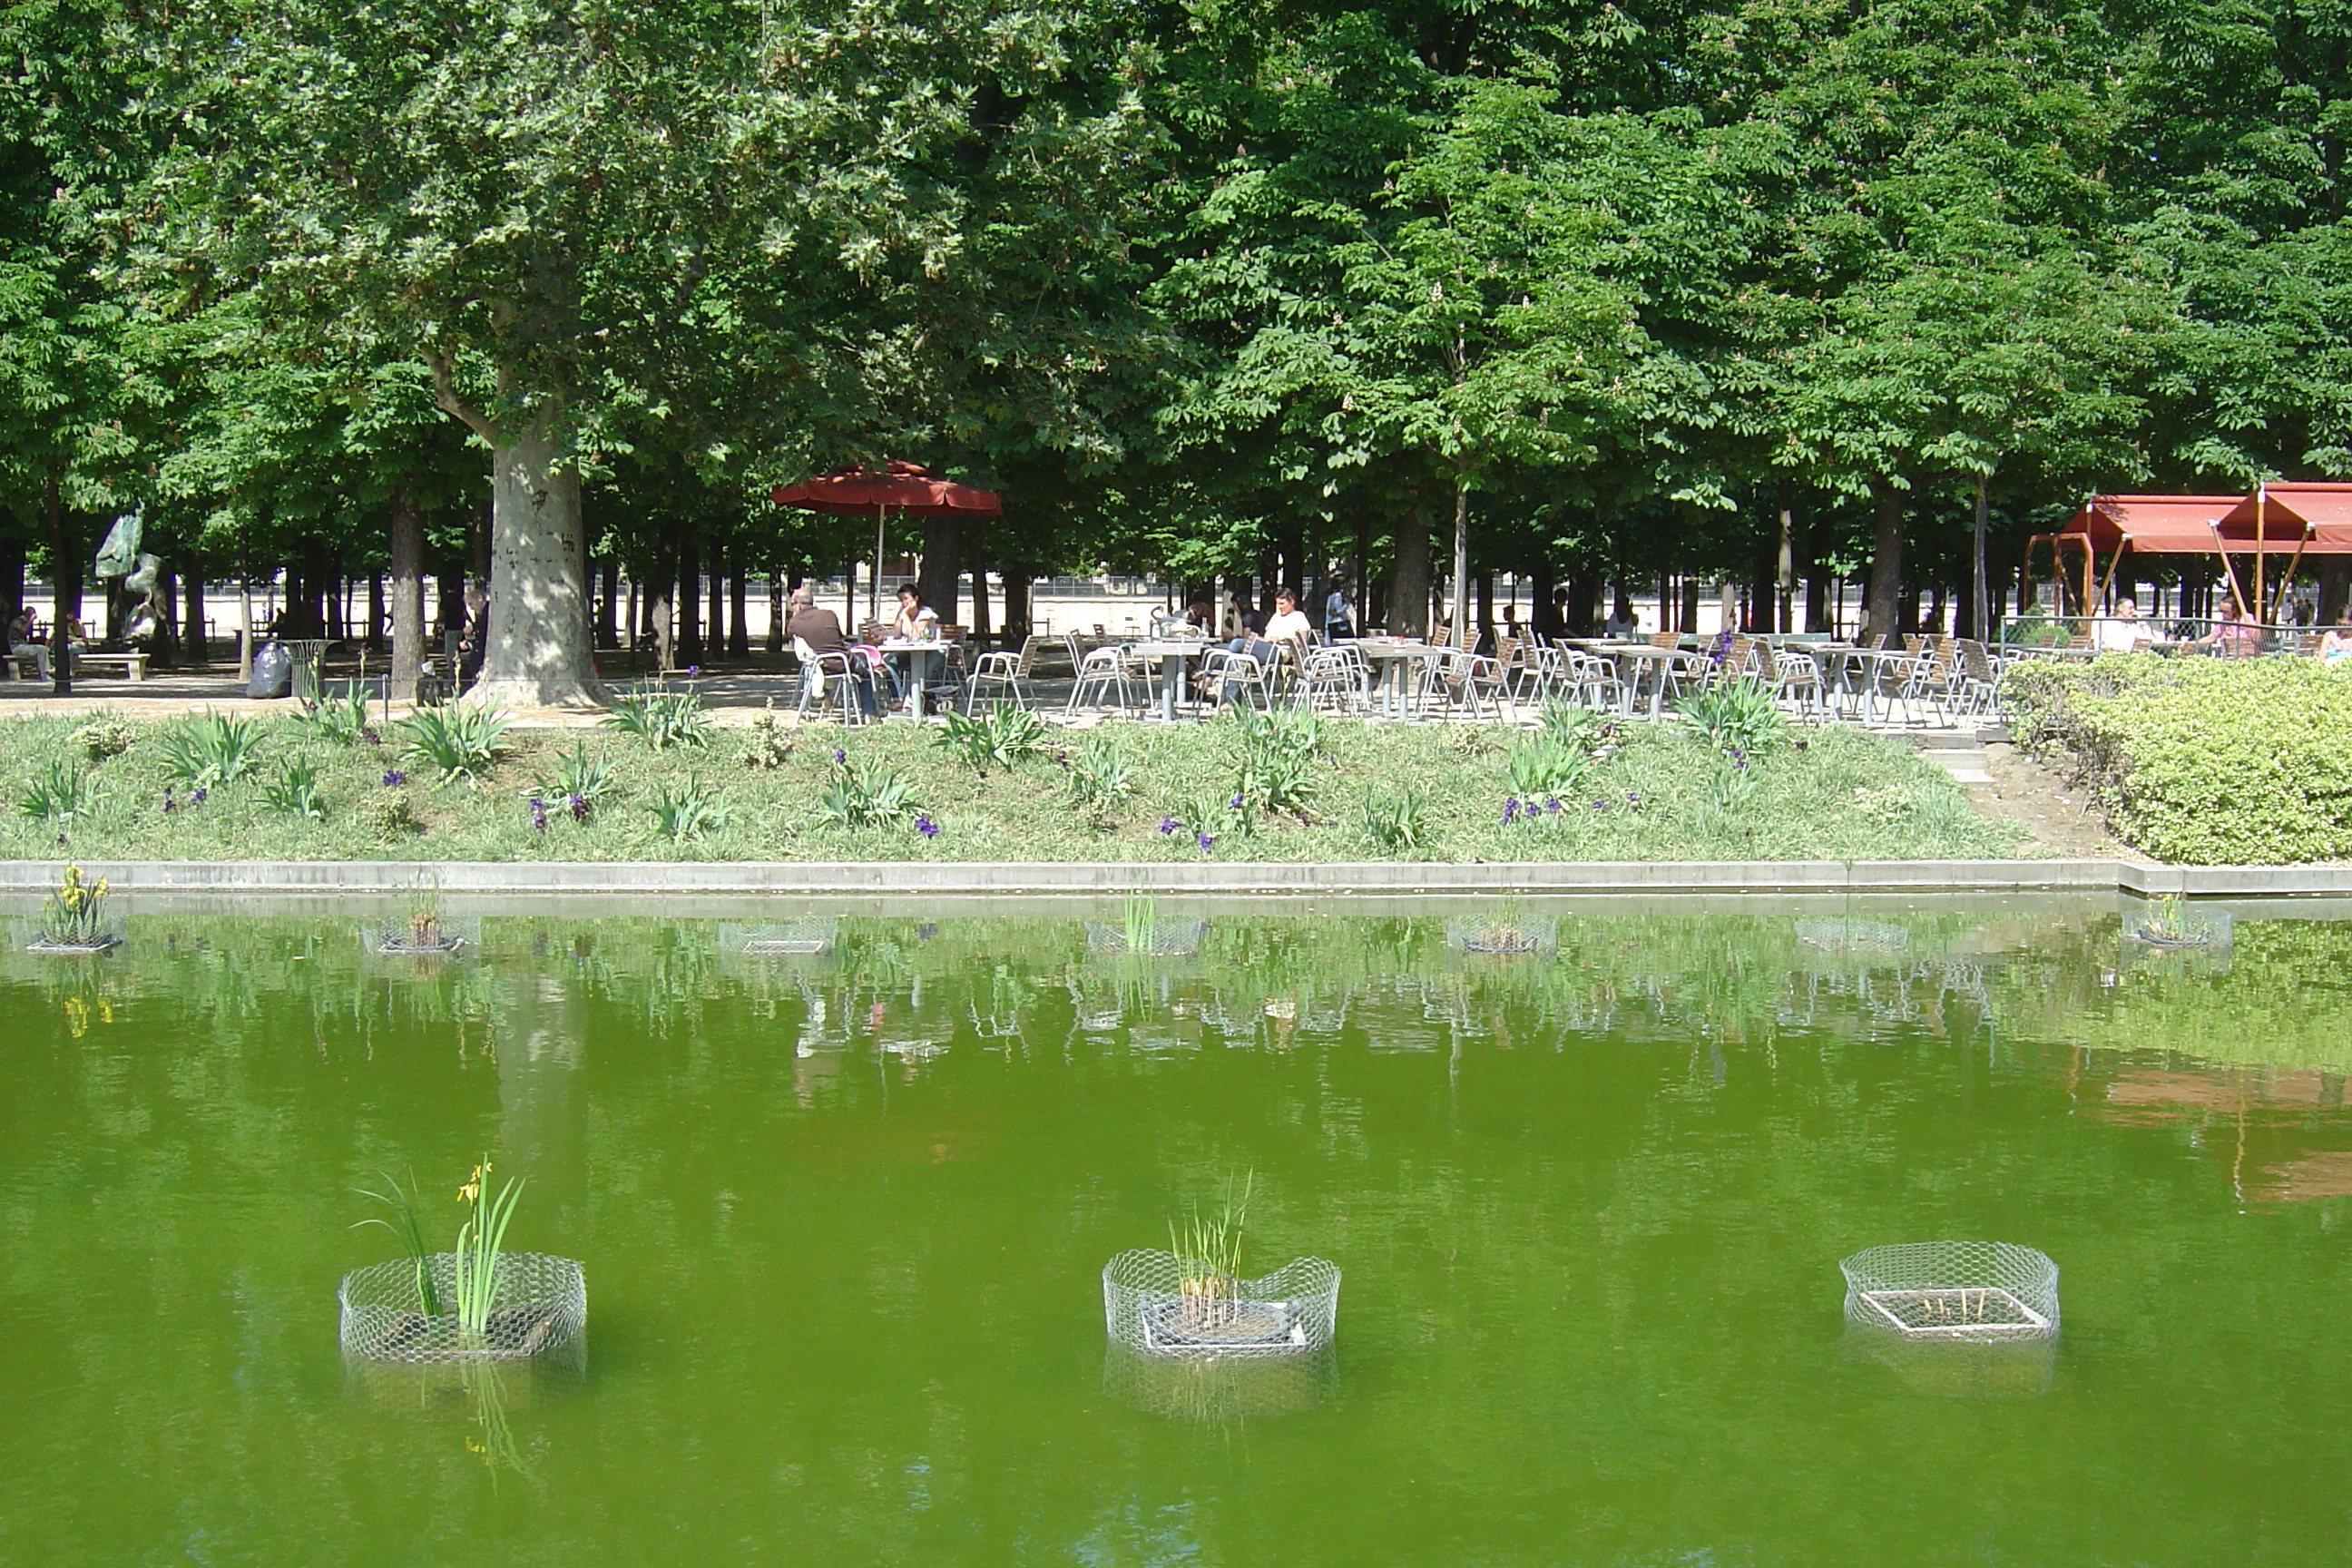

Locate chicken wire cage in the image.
[1103,1343,1336,1423]
[345,1333,587,1416]
[1085,917,1208,957]
[339,1251,587,1363]
[8,916,122,956]
[720,919,838,957]
[1445,915,1558,956]
[1103,1250,1340,1360]
[1840,1321,2056,1400]
[366,914,481,958]
[1839,1242,2059,1342]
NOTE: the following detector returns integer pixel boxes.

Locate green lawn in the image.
[0,703,2032,863]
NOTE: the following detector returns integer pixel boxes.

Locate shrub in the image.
[72,718,138,761]
[295,690,374,745]
[607,687,713,751]
[358,790,424,842]
[1504,736,1589,800]
[2010,656,2352,863]
[396,702,513,784]
[737,701,796,769]
[534,741,617,821]
[934,703,1047,773]
[157,710,266,789]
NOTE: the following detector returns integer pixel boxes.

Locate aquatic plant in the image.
[1168,1171,1253,1310]
[352,1170,443,1318]
[38,864,112,946]
[1121,887,1158,954]
[157,710,266,789]
[397,702,514,784]
[451,1156,525,1345]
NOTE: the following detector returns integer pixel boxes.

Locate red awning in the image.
[770,460,1002,518]
[2214,484,2352,553]
[2057,495,2239,554]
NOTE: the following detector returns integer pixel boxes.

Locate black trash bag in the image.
[247,641,292,699]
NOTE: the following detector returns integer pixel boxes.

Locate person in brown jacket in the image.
[787,587,877,715]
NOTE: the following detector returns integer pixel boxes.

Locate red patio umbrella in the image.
[772,461,1003,624]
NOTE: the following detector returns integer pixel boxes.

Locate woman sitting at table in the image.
[882,586,939,707]
[2320,626,2352,665]
[1210,612,1279,707]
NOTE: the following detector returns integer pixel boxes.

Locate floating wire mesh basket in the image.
[2126,906,2232,952]
[338,1251,587,1363]
[720,919,838,956]
[1445,916,1558,956]
[1103,1343,1336,1422]
[367,914,481,957]
[1840,1321,2056,1400]
[1839,1242,2058,1341]
[1103,1250,1339,1359]
[345,1334,586,1416]
[1086,917,1207,957]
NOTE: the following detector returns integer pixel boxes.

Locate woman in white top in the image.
[1264,589,1314,645]
[885,586,940,707]
[1323,583,1355,639]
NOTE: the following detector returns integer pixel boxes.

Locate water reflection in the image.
[1102,1344,1337,1424]
[1840,1321,2057,1401]
[345,1345,585,1476]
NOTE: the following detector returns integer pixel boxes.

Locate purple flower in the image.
[162,793,177,814]
[568,791,589,822]
[916,814,939,838]
[832,748,847,766]
[191,787,208,805]
[381,769,407,788]
[1158,817,1178,834]
[1503,799,1521,824]
[1592,799,1610,811]
[1546,798,1563,815]
[1196,832,1216,852]
[528,796,548,833]
[917,923,938,940]
[360,726,382,746]
[1230,794,1245,810]
[686,664,702,676]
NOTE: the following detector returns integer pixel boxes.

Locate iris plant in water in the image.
[451,1157,525,1346]
[352,1170,443,1318]
[1169,1171,1254,1328]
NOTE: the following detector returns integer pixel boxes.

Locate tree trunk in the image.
[707,540,726,655]
[1002,563,1033,642]
[766,571,784,654]
[728,560,748,657]
[475,426,605,706]
[1448,476,1471,645]
[46,472,75,694]
[1862,479,1906,648]
[1972,473,1992,642]
[2318,559,2351,625]
[0,530,24,627]
[1392,502,1432,639]
[677,524,702,664]
[919,515,963,623]
[389,489,426,704]
[183,570,207,664]
[599,559,620,648]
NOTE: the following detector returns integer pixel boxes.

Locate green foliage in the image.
[396,703,513,785]
[295,690,374,746]
[934,704,1049,773]
[606,688,713,752]
[1361,786,1428,852]
[645,779,728,840]
[1168,1171,1253,1298]
[1536,702,1608,754]
[1230,705,1321,818]
[816,757,922,831]
[1675,680,1788,760]
[534,742,616,819]
[259,757,326,819]
[357,789,423,842]
[2011,658,2352,864]
[352,1171,442,1319]
[1504,737,1591,801]
[1066,736,1134,819]
[71,719,137,762]
[37,865,112,946]
[451,1157,524,1343]
[157,711,266,789]
[736,702,796,770]
[17,761,97,828]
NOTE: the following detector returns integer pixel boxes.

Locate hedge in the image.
[2004,654,2352,864]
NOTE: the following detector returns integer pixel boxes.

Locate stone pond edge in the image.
[0,858,2333,897]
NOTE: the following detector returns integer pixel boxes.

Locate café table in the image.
[1591,643,1691,717]
[1126,638,1213,721]
[879,637,949,719]
[1352,637,1450,719]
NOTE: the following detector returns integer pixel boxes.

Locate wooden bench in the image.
[7,650,148,681]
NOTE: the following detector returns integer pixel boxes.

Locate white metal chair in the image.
[1198,648,1274,711]
[967,634,1042,708]
[1066,642,1135,714]
[1770,649,1826,720]
[793,637,871,725]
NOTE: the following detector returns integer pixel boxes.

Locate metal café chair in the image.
[793,637,871,725]
[1066,642,1136,714]
[966,634,1042,709]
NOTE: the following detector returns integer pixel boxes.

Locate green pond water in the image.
[4,904,2351,1566]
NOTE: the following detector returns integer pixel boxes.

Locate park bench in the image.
[5,649,149,681]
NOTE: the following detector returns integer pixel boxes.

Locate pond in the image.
[3,902,2349,1566]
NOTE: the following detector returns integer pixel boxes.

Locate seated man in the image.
[786,587,878,715]
[7,608,49,681]
[2093,596,2157,653]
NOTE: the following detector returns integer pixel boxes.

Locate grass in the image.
[0,709,2032,862]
